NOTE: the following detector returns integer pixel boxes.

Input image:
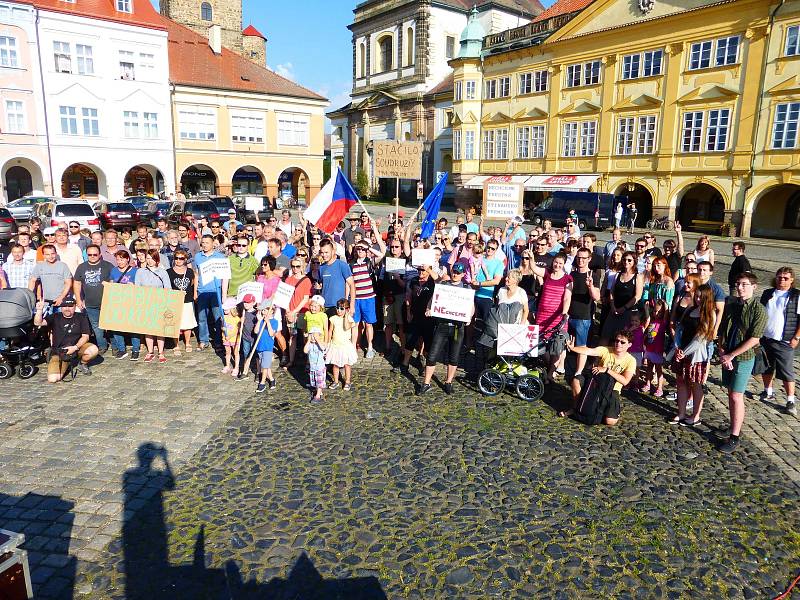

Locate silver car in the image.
[6,196,54,221]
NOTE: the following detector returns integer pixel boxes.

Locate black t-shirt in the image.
[74,260,113,308]
[665,253,681,276]
[167,268,195,303]
[728,255,752,287]
[569,268,601,320]
[645,247,662,259]
[408,277,435,322]
[46,312,91,350]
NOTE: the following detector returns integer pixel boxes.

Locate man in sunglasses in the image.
[67,221,90,251]
[73,244,113,354]
[223,235,258,301]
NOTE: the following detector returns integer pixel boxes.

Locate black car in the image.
[199,195,237,219]
[168,200,221,227]
[526,191,622,230]
[233,195,274,223]
[143,201,173,227]
[124,196,152,212]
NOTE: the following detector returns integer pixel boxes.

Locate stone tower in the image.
[160,0,243,54]
[242,25,267,68]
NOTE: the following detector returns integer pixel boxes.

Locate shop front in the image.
[180,166,217,197]
[61,164,100,198]
[124,166,154,197]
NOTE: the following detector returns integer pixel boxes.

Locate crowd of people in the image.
[2,208,797,453]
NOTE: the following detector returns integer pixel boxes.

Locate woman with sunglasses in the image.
[167,252,198,354]
[134,250,171,363]
[600,251,644,344]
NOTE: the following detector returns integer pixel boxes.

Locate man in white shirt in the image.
[278,209,293,237]
[53,227,83,275]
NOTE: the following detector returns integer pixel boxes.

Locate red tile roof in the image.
[15,0,165,30]
[242,24,266,39]
[428,72,454,96]
[162,17,325,101]
[532,0,594,22]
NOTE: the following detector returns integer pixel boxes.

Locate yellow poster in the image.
[99,283,184,338]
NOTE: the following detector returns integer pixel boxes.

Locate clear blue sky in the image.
[152,1,556,128]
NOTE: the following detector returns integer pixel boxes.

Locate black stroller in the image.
[0,288,46,379]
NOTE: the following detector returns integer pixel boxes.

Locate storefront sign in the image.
[482,180,524,220]
[497,324,540,356]
[99,283,184,338]
[198,259,232,286]
[430,284,474,323]
[272,282,295,310]
[373,141,423,180]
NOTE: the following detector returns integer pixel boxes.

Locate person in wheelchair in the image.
[33,295,98,383]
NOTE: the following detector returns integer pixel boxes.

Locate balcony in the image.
[483,13,575,54]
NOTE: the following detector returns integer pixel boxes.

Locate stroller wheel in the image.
[18,363,37,379]
[516,374,545,402]
[0,363,13,379]
[477,368,506,396]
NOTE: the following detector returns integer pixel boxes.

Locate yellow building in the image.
[165,18,327,201]
[451,0,800,240]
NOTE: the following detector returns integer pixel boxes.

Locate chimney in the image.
[208,24,222,55]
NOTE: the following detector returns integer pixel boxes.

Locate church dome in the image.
[458,7,485,59]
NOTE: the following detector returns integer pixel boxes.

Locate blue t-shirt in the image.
[110,266,137,284]
[466,223,480,234]
[282,244,297,259]
[255,318,279,352]
[193,250,226,293]
[708,278,726,303]
[319,259,352,307]
[475,257,504,299]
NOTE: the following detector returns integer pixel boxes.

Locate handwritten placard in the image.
[372,141,423,180]
[411,248,436,267]
[429,284,474,323]
[236,281,264,303]
[272,281,295,310]
[497,324,540,357]
[99,283,184,338]
[199,258,232,286]
[385,256,407,274]
[245,196,264,211]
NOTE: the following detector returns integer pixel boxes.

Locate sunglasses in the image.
[336,306,346,311]
[45,233,56,237]
[391,245,401,249]
[236,244,248,248]
[86,252,100,257]
[356,247,367,252]
[69,225,80,229]
[291,264,303,268]
[297,253,308,258]
[174,256,187,261]
[614,339,629,345]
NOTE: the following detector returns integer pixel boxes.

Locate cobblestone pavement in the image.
[2,347,799,599]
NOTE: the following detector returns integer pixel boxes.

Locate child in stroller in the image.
[0,288,46,379]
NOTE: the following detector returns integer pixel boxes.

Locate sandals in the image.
[173,348,182,356]
[185,344,193,353]
[143,353,155,363]
[669,415,683,425]
[158,354,167,364]
[197,343,209,351]
[221,366,231,374]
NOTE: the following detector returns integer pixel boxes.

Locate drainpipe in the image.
[34,7,55,196]
[170,82,178,196]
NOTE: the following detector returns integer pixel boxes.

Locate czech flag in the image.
[303,167,359,233]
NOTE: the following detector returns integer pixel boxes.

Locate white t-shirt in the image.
[763,289,800,340]
[498,286,528,324]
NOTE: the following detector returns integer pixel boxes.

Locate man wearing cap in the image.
[225,209,243,230]
[29,244,73,308]
[34,296,98,382]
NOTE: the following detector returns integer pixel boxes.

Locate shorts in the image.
[404,319,433,352]
[722,357,756,394]
[309,366,326,389]
[630,351,644,368]
[383,296,405,327]
[427,321,465,367]
[47,343,94,377]
[761,337,795,381]
[354,297,377,324]
[645,351,665,365]
[568,318,592,347]
[259,351,273,370]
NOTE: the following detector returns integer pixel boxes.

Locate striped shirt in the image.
[351,260,376,300]
[4,259,34,289]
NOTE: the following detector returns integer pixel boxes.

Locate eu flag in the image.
[420,172,448,239]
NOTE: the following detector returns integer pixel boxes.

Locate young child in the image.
[254,300,279,393]
[643,299,669,397]
[627,312,646,388]
[326,298,358,390]
[304,295,329,344]
[221,298,241,374]
[235,293,259,380]
[305,326,327,403]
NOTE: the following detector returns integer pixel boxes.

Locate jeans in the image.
[112,332,141,353]
[84,306,107,350]
[196,291,222,345]
[239,339,253,374]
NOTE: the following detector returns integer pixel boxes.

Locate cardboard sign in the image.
[430,284,474,323]
[245,196,263,211]
[236,281,264,303]
[497,324,540,357]
[199,258,232,286]
[372,141,423,180]
[385,256,407,274]
[99,283,185,338]
[482,181,524,220]
[411,248,436,267]
[272,281,295,310]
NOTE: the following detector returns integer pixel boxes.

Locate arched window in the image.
[201,2,212,21]
[379,36,393,72]
[359,43,366,78]
[406,27,414,65]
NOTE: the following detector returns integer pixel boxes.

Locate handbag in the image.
[751,345,769,376]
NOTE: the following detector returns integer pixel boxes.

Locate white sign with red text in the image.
[429,284,474,323]
[497,324,540,357]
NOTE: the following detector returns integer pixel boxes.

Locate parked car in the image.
[143,200,173,227]
[167,200,221,227]
[124,195,153,212]
[233,195,274,223]
[32,199,101,232]
[198,195,239,220]
[0,207,19,243]
[92,201,141,230]
[5,196,54,221]
[526,191,622,231]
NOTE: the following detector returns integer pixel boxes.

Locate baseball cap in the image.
[227,208,236,214]
[310,295,325,306]
[397,210,405,218]
[242,294,257,304]
[43,226,58,235]
[452,262,466,275]
[60,296,77,307]
[512,215,525,225]
[221,298,238,310]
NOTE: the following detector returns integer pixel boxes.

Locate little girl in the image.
[326,298,358,390]
[643,299,669,397]
[305,326,327,403]
[221,298,241,374]
[627,312,646,389]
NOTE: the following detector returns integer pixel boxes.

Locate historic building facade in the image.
[328,0,543,202]
[450,0,800,240]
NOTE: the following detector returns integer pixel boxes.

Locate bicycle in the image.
[645,216,674,230]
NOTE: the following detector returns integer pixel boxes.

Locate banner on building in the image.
[372,141,423,180]
[99,283,185,338]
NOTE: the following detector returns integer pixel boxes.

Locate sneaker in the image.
[98,346,109,356]
[329,382,340,390]
[718,436,740,453]
[310,395,323,404]
[417,383,432,395]
[256,383,267,393]
[444,382,453,395]
[115,350,128,360]
[713,426,732,439]
[236,373,247,381]
[269,379,277,390]
[143,353,154,363]
[343,383,352,391]
[761,389,776,400]
[654,387,664,398]
[158,355,167,364]
[787,401,797,416]
[400,365,410,376]
[77,363,91,376]
[365,348,375,359]
[130,351,140,362]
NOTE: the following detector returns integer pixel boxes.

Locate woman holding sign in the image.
[135,250,172,364]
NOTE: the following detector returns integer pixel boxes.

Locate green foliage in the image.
[355,168,370,199]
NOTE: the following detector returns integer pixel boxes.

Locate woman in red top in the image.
[530,252,573,379]
[283,257,313,369]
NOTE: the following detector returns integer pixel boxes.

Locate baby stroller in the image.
[0,288,45,379]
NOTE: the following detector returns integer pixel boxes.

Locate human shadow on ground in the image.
[121,442,387,599]
[0,491,75,600]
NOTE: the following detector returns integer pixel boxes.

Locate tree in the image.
[355,169,369,199]
[322,158,331,183]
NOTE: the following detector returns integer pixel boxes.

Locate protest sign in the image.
[411,248,436,267]
[372,141,423,180]
[199,258,232,286]
[497,324,540,357]
[245,196,263,211]
[236,281,264,303]
[429,284,474,323]
[482,177,524,220]
[272,281,295,310]
[385,256,407,274]
[99,283,185,338]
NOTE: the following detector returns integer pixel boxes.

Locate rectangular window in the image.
[616,117,635,155]
[622,54,640,80]
[59,105,77,135]
[5,100,24,133]
[786,25,800,57]
[119,50,135,80]
[772,102,800,149]
[715,36,739,66]
[453,129,461,160]
[76,44,93,75]
[123,111,138,138]
[485,79,496,99]
[516,126,545,158]
[562,121,596,157]
[531,125,545,158]
[446,35,455,59]
[464,130,474,159]
[617,115,657,155]
[482,129,495,159]
[0,36,18,68]
[637,115,657,154]
[465,80,476,99]
[53,41,71,73]
[682,111,704,152]
[484,77,510,99]
[689,36,740,70]
[566,60,601,87]
[642,49,663,77]
[566,64,581,88]
[143,112,159,139]
[278,117,308,146]
[116,0,131,12]
[562,122,578,157]
[454,81,462,102]
[516,126,530,159]
[138,52,154,77]
[580,121,597,156]
[496,129,508,159]
[178,107,216,140]
[519,70,548,94]
[622,49,663,80]
[232,113,265,143]
[705,108,730,151]
[689,40,712,70]
[82,107,99,136]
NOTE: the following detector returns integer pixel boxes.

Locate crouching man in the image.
[33,295,98,382]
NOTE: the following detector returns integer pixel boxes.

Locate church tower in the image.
[160,0,244,55]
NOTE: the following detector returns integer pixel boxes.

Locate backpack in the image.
[575,372,616,425]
